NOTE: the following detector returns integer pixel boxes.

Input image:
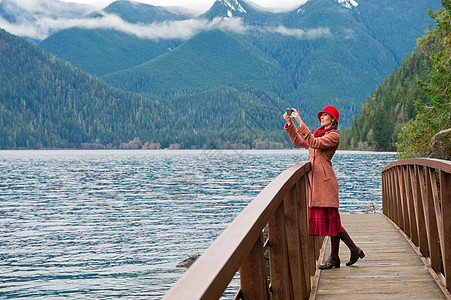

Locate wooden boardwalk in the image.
[314,214,447,299]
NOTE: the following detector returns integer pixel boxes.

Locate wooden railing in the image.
[163,162,324,299]
[382,158,451,292]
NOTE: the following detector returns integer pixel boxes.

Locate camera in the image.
[286,108,295,116]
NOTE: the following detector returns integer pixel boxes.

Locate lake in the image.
[0,149,396,298]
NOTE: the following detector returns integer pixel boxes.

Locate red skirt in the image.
[308,207,343,237]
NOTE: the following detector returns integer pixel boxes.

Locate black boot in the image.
[318,256,340,269]
[346,247,365,266]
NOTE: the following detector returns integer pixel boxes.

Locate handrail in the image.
[382,158,451,293]
[163,162,324,299]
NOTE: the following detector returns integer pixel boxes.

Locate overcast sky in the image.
[61,0,307,12]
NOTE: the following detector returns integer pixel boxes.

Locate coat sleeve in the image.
[296,122,340,149]
[285,123,308,148]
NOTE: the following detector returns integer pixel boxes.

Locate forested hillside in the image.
[102,30,285,96]
[0,29,290,149]
[339,51,433,151]
[0,29,177,149]
[39,28,182,76]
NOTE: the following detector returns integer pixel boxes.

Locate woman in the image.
[283,106,364,269]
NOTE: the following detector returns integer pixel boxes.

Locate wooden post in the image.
[284,185,307,299]
[382,172,390,216]
[411,165,428,257]
[399,166,411,237]
[429,167,447,279]
[440,170,451,290]
[387,169,396,221]
[384,170,391,219]
[405,165,419,246]
[394,168,401,226]
[268,203,292,299]
[296,176,314,284]
[240,234,270,300]
[424,167,442,274]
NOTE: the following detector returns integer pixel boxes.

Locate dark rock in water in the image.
[428,128,451,160]
[177,254,200,268]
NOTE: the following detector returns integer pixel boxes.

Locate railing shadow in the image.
[382,158,451,294]
[163,162,324,299]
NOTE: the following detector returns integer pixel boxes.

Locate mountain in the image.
[38,0,190,76]
[267,0,399,121]
[102,29,285,96]
[0,0,442,148]
[203,0,250,19]
[346,0,437,64]
[95,0,439,127]
[103,0,190,23]
[0,28,181,149]
[39,28,182,76]
[201,0,277,22]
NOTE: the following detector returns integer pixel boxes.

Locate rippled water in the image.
[0,149,396,299]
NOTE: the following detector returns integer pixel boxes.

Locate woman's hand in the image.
[283,112,293,125]
[291,109,302,125]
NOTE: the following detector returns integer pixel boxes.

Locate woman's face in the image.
[320,113,333,128]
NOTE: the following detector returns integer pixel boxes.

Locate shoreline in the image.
[0,148,398,155]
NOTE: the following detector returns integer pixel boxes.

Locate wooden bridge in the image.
[163,158,451,299]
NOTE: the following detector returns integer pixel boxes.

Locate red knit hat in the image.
[318,105,339,124]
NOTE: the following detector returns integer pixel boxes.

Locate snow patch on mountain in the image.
[337,0,358,9]
[297,7,305,14]
[220,0,247,15]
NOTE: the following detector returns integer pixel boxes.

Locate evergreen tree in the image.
[396,0,451,158]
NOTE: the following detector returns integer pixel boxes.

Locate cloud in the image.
[3,0,96,18]
[266,25,332,39]
[0,11,248,41]
[246,0,309,13]
[0,0,328,42]
[343,28,356,39]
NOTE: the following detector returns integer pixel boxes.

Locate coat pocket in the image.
[320,162,331,181]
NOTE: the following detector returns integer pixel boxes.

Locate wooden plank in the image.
[315,214,447,299]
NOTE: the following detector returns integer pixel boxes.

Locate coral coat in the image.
[285,122,340,208]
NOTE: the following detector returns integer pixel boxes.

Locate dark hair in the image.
[331,118,339,130]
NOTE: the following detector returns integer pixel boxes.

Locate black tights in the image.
[330,227,357,258]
